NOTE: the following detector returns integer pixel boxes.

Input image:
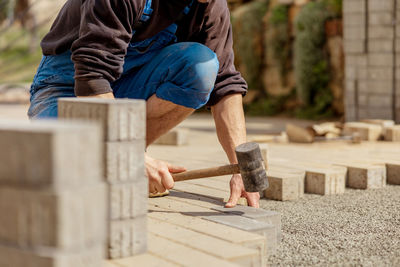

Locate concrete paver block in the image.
[203,214,277,256]
[386,162,400,184]
[111,253,179,267]
[384,125,400,141]
[264,170,304,201]
[109,217,148,259]
[0,243,104,267]
[212,206,282,243]
[153,128,189,146]
[148,217,260,267]
[343,122,383,141]
[344,26,366,40]
[368,0,394,11]
[0,184,106,250]
[109,180,148,220]
[148,204,267,263]
[305,168,346,195]
[106,141,145,182]
[346,164,386,189]
[0,120,102,189]
[343,0,366,13]
[148,234,239,267]
[58,98,146,142]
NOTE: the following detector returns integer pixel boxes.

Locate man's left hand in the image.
[225,173,260,208]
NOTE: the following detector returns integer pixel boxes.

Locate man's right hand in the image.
[145,154,186,194]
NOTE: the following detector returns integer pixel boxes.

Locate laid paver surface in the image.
[2,104,400,266]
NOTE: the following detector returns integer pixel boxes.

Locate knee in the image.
[177,43,219,95]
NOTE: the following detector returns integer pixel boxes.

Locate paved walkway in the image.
[2,104,399,266]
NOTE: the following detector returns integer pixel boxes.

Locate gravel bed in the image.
[261,186,400,266]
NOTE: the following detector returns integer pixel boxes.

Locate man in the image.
[28,0,260,208]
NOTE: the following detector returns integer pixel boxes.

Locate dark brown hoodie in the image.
[41,0,247,105]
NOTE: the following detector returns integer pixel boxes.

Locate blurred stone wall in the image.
[343,0,400,122]
[230,0,344,117]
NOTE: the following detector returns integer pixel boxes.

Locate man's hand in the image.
[225,174,260,208]
[145,154,186,193]
[77,92,115,99]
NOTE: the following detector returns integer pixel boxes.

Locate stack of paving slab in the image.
[343,0,400,121]
[58,98,148,259]
[0,120,106,267]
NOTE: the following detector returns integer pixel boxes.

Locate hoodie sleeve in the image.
[71,0,142,96]
[199,0,247,106]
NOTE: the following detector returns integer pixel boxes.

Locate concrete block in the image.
[305,168,346,195]
[346,164,386,189]
[343,13,366,26]
[109,217,148,259]
[365,107,394,119]
[109,180,148,220]
[344,40,365,54]
[0,243,104,267]
[0,184,106,250]
[345,106,357,121]
[396,39,400,52]
[358,93,368,106]
[368,26,394,39]
[368,0,394,11]
[368,67,393,80]
[344,26,366,40]
[368,53,394,67]
[345,54,368,67]
[0,120,102,189]
[359,80,393,94]
[264,170,304,201]
[344,79,356,94]
[106,141,145,183]
[369,12,393,25]
[368,39,394,52]
[361,119,395,128]
[148,234,238,267]
[153,128,189,146]
[202,215,277,256]
[212,206,282,243]
[148,218,261,267]
[384,125,400,141]
[343,122,383,140]
[343,0,366,13]
[367,94,392,107]
[387,162,400,184]
[58,98,146,142]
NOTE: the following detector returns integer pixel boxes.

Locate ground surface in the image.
[1,104,400,266]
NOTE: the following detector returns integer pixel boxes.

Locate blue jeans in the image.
[28,41,219,119]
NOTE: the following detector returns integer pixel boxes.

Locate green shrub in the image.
[231,0,269,92]
[294,0,336,119]
[267,5,290,78]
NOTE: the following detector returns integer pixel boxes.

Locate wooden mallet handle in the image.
[172,164,241,182]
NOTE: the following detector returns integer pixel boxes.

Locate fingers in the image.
[167,163,186,174]
[245,192,260,208]
[225,177,242,208]
[146,156,176,194]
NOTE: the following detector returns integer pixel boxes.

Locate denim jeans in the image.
[28,24,219,119]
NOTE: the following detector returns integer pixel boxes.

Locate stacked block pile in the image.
[0,120,106,267]
[58,98,148,259]
[343,0,399,122]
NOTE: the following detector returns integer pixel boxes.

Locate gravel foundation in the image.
[261,186,400,266]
